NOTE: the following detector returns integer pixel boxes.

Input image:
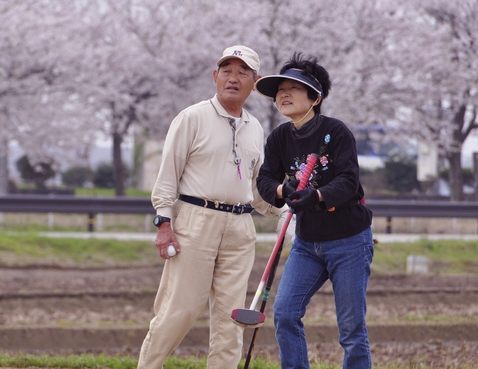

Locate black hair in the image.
[279,52,331,114]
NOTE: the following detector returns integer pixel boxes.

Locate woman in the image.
[255,52,374,369]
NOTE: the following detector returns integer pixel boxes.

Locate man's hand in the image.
[277,211,296,246]
[285,189,319,213]
[154,223,180,259]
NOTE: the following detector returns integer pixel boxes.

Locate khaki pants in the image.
[137,200,256,369]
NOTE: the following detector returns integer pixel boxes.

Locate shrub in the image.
[62,166,93,187]
[382,156,421,194]
[93,163,115,188]
[15,155,55,190]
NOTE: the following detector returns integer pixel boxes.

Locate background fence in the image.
[1,195,478,234]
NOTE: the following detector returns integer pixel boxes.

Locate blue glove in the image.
[282,179,299,200]
[285,189,319,213]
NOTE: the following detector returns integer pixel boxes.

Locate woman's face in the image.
[275,79,317,122]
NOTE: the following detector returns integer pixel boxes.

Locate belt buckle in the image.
[233,203,244,215]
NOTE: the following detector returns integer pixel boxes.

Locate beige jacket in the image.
[151,94,285,219]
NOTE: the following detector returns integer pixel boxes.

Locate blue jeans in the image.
[274,228,374,369]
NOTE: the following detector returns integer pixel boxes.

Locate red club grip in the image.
[296,153,318,192]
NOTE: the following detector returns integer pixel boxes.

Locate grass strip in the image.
[0,353,136,369]
[0,353,289,369]
[1,353,476,369]
[372,238,478,273]
[0,232,157,266]
[2,231,478,273]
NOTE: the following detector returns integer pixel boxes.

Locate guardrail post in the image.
[386,216,392,234]
[88,212,95,232]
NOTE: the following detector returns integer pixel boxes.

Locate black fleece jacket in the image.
[257,114,372,242]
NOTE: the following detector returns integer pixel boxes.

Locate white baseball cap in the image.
[216,45,260,73]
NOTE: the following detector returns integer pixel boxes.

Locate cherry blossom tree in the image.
[346,0,478,200]
[419,0,478,200]
[0,0,94,193]
[2,0,476,200]
[206,0,358,134]
[64,0,221,195]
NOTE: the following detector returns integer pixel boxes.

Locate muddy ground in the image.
[1,255,478,367]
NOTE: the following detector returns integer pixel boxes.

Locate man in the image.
[137,45,286,369]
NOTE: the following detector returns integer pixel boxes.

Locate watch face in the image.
[153,215,170,227]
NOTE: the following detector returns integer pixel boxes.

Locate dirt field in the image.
[1,251,478,368]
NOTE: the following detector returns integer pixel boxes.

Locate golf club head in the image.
[231,308,266,328]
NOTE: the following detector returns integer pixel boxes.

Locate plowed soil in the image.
[1,255,478,367]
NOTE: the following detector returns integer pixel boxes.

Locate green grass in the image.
[75,187,151,197]
[1,231,478,272]
[0,232,157,267]
[1,353,476,369]
[0,353,137,369]
[4,352,470,369]
[372,238,478,273]
[262,238,478,274]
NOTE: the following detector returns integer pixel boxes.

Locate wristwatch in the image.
[153,215,171,227]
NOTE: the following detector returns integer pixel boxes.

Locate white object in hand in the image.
[167,244,177,257]
[277,211,296,246]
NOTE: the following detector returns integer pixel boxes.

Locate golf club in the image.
[243,233,285,369]
[231,153,318,328]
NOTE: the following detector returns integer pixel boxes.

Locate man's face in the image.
[213,59,257,106]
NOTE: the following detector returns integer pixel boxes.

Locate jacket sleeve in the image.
[251,135,287,217]
[151,110,192,218]
[319,122,361,209]
[257,130,287,209]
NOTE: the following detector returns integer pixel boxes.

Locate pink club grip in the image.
[296,153,318,192]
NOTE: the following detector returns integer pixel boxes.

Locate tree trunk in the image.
[112,132,125,196]
[0,137,8,195]
[474,153,478,202]
[447,151,463,201]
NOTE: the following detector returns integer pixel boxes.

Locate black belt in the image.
[179,195,254,214]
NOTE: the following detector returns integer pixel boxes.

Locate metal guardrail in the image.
[0,195,155,232]
[366,199,478,218]
[0,195,155,214]
[0,195,477,233]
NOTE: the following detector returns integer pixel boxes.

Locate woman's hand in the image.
[285,189,319,213]
[280,179,299,199]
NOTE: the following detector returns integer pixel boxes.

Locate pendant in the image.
[235,157,242,180]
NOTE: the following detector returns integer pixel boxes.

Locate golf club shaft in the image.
[248,211,291,311]
[248,153,318,311]
[247,211,291,310]
[244,154,317,365]
[244,237,285,369]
